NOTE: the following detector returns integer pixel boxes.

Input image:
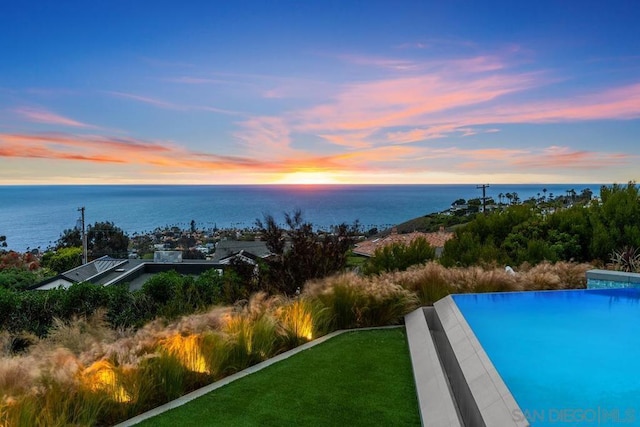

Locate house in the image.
[211,240,273,263]
[31,253,225,291]
[33,255,128,290]
[352,229,454,258]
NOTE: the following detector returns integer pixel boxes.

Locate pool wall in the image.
[586,269,640,289]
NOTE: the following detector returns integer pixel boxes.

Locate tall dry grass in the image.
[387,261,592,305]
[274,296,330,347]
[304,272,419,329]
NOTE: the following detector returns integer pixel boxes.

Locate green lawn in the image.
[137,328,420,426]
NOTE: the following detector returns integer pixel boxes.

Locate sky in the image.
[1,0,639,185]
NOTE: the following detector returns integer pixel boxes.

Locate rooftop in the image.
[353,230,454,257]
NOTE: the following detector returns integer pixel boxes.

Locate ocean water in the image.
[454,289,640,426]
[0,184,598,252]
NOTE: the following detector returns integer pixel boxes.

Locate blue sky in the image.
[1,0,639,184]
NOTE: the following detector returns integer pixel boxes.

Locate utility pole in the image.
[477,184,490,214]
[78,207,87,264]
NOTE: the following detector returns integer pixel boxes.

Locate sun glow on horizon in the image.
[273,171,342,185]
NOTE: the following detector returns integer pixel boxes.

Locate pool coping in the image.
[405,307,463,427]
[433,295,528,427]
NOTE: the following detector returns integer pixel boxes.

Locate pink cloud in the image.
[385,125,500,143]
[0,132,278,171]
[318,131,374,149]
[107,91,179,109]
[233,116,293,154]
[293,71,539,134]
[106,91,244,116]
[337,54,420,71]
[331,144,423,165]
[417,146,633,172]
[460,83,640,127]
[508,146,633,169]
[15,107,96,128]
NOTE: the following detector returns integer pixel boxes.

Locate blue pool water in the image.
[453,289,640,426]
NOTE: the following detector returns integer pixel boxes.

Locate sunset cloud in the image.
[105,91,244,116]
[291,67,541,135]
[234,116,293,154]
[0,132,272,171]
[14,107,96,128]
[508,146,633,169]
[106,91,180,109]
[319,131,374,149]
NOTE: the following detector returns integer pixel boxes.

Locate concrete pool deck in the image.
[405,298,528,427]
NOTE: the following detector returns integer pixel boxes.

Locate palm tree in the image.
[498,192,505,205]
[505,193,513,205]
[542,188,548,201]
[512,192,520,204]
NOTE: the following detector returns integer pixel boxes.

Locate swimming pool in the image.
[453,289,640,426]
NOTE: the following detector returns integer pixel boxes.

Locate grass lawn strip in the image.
[135,328,420,426]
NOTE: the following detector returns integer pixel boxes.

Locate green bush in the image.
[41,247,83,274]
[61,282,110,319]
[364,236,436,275]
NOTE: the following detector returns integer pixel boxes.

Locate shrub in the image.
[305,273,419,329]
[61,282,110,319]
[41,247,82,274]
[610,246,640,273]
[142,271,182,307]
[364,236,436,275]
[390,262,454,306]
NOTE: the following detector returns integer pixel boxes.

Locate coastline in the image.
[0,184,602,253]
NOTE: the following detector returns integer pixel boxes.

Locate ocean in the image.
[0,184,600,252]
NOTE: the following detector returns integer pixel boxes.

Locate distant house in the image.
[211,240,273,264]
[31,254,225,291]
[32,255,129,290]
[353,230,454,258]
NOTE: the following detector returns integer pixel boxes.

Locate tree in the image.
[581,188,593,201]
[41,247,82,273]
[255,214,286,255]
[87,222,129,258]
[56,221,129,259]
[56,228,82,249]
[256,210,359,294]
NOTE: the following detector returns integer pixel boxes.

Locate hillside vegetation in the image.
[441,182,640,267]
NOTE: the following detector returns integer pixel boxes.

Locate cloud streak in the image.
[14,107,97,128]
[106,91,245,116]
